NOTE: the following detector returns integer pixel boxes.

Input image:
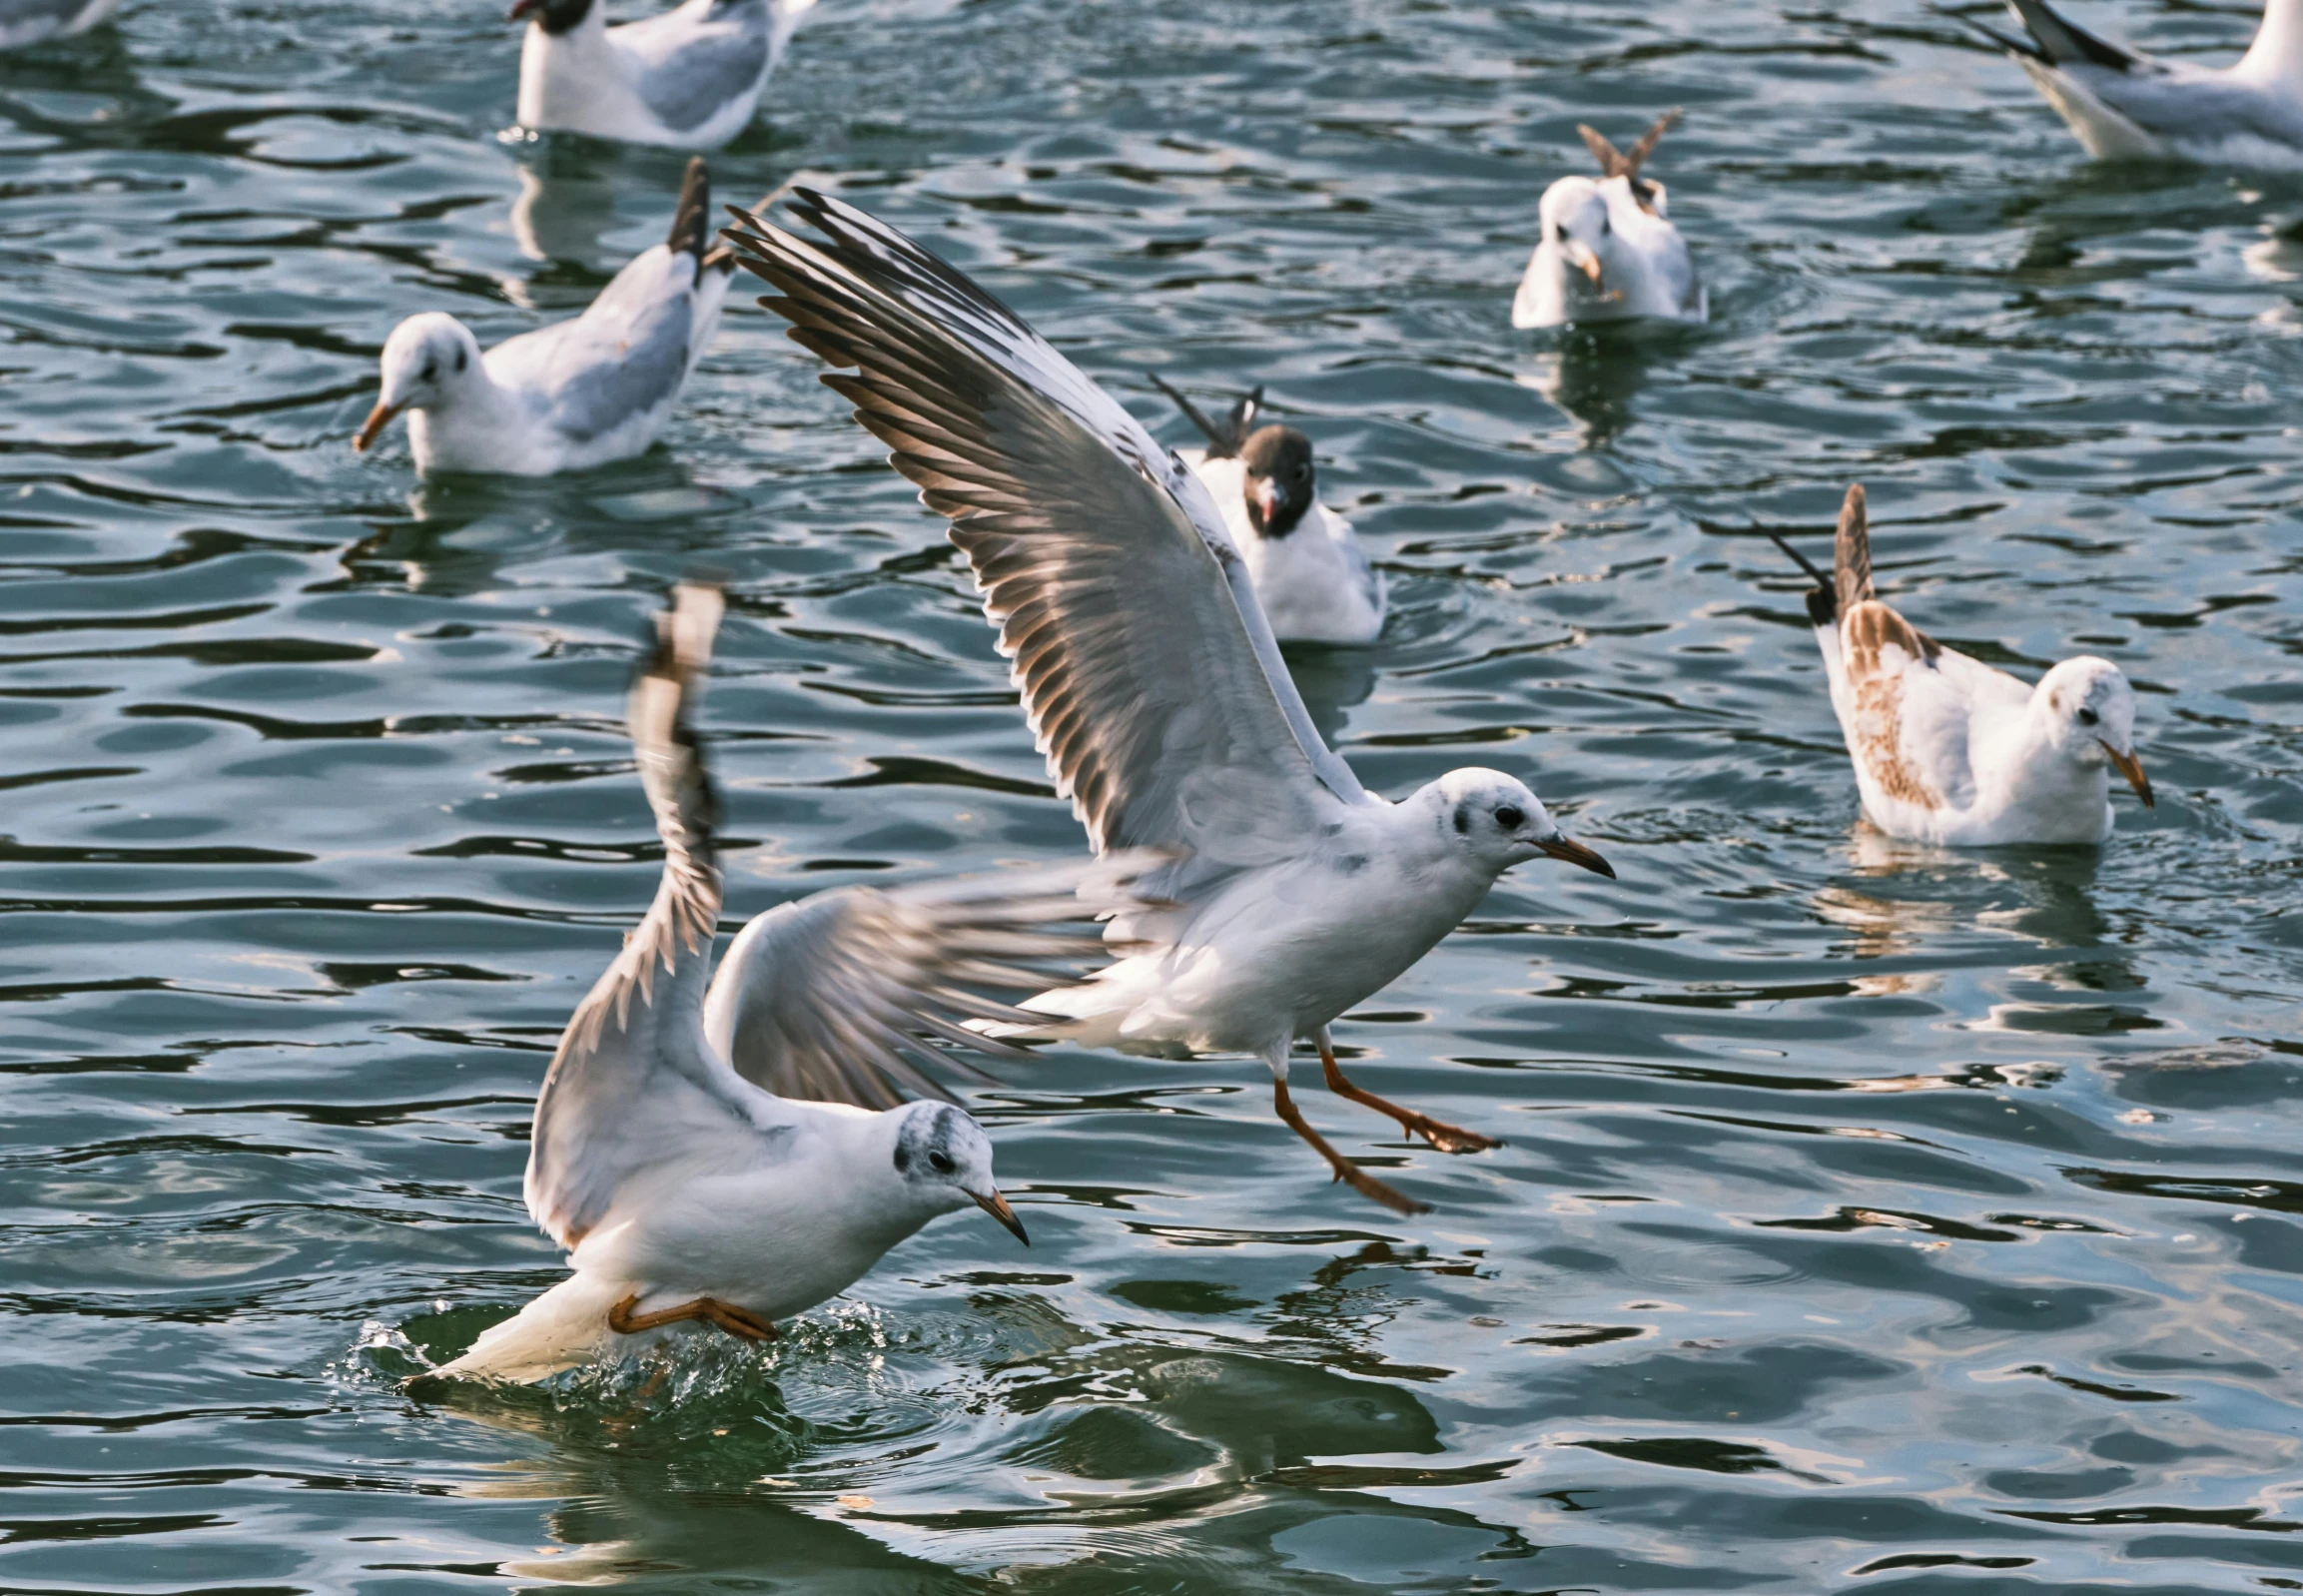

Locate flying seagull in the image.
[718,190,1618,1215]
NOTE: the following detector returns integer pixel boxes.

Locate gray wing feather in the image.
[718,191,1368,880]
[702,857,1158,1111]
[2076,65,2303,149]
[626,0,771,133]
[538,257,696,443]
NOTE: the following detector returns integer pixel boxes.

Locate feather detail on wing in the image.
[703,852,1168,1111]
[1840,599,1952,812]
[523,582,748,1251]
[716,189,1368,876]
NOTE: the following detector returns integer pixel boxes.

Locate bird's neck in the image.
[1993,697,2105,812]
[2237,0,2303,86]
[415,368,519,430]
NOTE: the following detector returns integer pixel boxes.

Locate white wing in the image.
[719,190,1372,894]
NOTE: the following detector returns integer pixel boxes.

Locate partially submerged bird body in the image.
[357,159,731,475]
[513,0,816,150]
[1515,114,1705,330]
[434,585,1079,1385]
[1970,0,2303,167]
[0,0,117,49]
[722,191,1617,1213]
[1784,486,2154,849]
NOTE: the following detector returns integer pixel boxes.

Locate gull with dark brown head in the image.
[431,583,1148,1384]
[718,191,1619,1216]
[1513,111,1706,330]
[1769,484,2155,849]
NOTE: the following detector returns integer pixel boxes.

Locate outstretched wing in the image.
[717,190,1370,881]
[523,583,773,1250]
[703,856,1160,1111]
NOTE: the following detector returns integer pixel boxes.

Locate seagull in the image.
[1767,484,2155,849]
[1957,0,2303,166]
[721,191,1618,1216]
[355,157,733,476]
[1512,112,1706,331]
[1150,379,1386,647]
[432,583,1154,1384]
[0,0,116,49]
[510,0,817,150]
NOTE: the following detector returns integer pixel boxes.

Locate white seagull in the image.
[0,0,116,49]
[355,158,733,476]
[1962,0,2303,167]
[1770,484,2155,849]
[1513,112,1706,331]
[433,584,1152,1384]
[510,0,817,150]
[1151,379,1386,647]
[722,191,1618,1215]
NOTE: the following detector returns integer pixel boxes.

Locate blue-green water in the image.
[4,1,2303,1591]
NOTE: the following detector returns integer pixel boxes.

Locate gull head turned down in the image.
[721,190,1619,1215]
[1514,110,1707,330]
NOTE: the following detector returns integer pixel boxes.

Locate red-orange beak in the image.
[1537,833,1615,879]
[973,1190,1029,1245]
[352,399,402,453]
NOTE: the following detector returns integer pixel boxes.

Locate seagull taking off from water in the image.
[1513,112,1706,330]
[355,158,733,476]
[1769,484,2155,849]
[511,0,817,150]
[1152,378,1386,647]
[433,583,1144,1384]
[720,191,1618,1215]
[1959,0,2303,167]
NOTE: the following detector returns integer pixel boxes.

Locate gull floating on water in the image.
[1152,378,1386,647]
[1769,484,2154,849]
[512,0,817,150]
[1959,0,2303,167]
[722,191,1618,1215]
[1513,112,1706,331]
[0,0,115,48]
[355,158,732,475]
[433,583,1150,1384]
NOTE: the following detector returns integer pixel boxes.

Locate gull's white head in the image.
[891,1101,1028,1244]
[1538,176,1622,308]
[2035,656,2153,807]
[1429,767,1615,879]
[356,313,484,453]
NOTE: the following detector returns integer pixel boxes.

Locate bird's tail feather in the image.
[668,158,711,263]
[2005,0,2137,71]
[1833,483,1874,618]
[427,1272,625,1385]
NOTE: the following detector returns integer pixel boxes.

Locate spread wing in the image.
[702,857,1159,1111]
[522,583,782,1250]
[717,189,1371,883]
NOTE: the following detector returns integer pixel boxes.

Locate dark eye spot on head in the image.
[454,348,467,374]
[1554,222,1569,244]
[1495,805,1524,831]
[1452,802,1471,836]
[420,361,437,383]
[2076,707,2098,727]
[892,1143,911,1173]
[927,1150,955,1176]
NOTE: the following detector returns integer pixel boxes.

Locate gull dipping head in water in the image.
[1768,484,2155,849]
[510,0,817,150]
[355,158,733,476]
[1956,0,2303,168]
[1151,377,1386,647]
[719,190,1618,1216]
[1513,111,1707,331]
[431,583,1152,1384]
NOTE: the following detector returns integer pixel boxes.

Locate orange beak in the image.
[1537,833,1615,879]
[2100,741,2154,808]
[353,399,403,453]
[973,1189,1029,1245]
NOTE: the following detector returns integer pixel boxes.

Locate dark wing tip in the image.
[669,157,712,261]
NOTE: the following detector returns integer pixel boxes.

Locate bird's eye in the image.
[1553,222,1569,244]
[927,1151,955,1175]
[1494,805,1524,830]
[2076,707,2099,727]
[1293,465,1310,482]
[420,361,437,383]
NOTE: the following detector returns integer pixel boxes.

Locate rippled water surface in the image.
[6,0,2303,1590]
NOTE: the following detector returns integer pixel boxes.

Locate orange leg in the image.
[1272,1076,1428,1216]
[1319,1033,1500,1155]
[608,1293,777,1343]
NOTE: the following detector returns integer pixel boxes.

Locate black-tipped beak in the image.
[1537,833,1615,879]
[506,0,541,20]
[973,1190,1029,1245]
[352,399,403,453]
[2100,741,2154,808]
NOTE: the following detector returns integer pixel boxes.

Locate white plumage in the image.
[1514,113,1706,331]
[512,0,816,151]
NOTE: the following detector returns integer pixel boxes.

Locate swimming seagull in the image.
[0,0,116,49]
[1956,0,2303,167]
[1150,379,1386,647]
[1767,484,2155,848]
[354,157,733,476]
[720,191,1618,1215]
[511,0,817,150]
[433,584,1154,1384]
[1513,111,1707,330]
